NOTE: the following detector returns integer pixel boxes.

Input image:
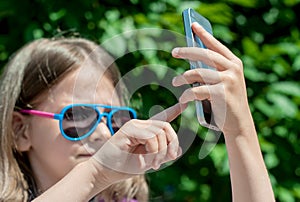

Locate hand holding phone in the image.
[182,8,220,131]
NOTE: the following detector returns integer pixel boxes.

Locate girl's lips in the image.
[77,153,94,158]
[77,147,97,158]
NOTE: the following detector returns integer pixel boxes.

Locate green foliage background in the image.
[1,0,300,201]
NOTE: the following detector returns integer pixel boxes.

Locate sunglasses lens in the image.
[111,110,135,133]
[62,106,98,139]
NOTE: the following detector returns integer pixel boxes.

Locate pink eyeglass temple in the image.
[20,109,57,119]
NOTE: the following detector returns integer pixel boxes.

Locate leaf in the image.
[138,36,157,59]
[264,152,279,169]
[267,92,298,118]
[277,42,300,56]
[283,0,300,6]
[225,0,258,7]
[180,175,197,191]
[213,25,236,44]
[209,144,229,175]
[197,3,233,25]
[243,57,268,81]
[277,186,295,202]
[101,34,127,58]
[49,9,66,22]
[292,55,300,71]
[242,37,260,58]
[254,98,275,117]
[270,81,300,97]
[259,136,276,152]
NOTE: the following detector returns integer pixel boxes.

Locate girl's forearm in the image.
[224,119,275,202]
[32,161,110,202]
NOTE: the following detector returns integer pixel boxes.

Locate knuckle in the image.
[157,128,165,136]
[195,68,204,78]
[231,58,243,73]
[183,88,194,99]
[128,119,140,125]
[222,72,237,87]
[206,50,215,65]
[222,72,234,82]
[235,57,243,67]
[190,87,201,97]
[162,121,171,130]
[182,70,192,80]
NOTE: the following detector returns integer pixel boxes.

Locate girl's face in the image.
[26,63,121,191]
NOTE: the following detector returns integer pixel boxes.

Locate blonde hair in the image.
[0,38,148,201]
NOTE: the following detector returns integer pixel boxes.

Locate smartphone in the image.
[182,8,220,131]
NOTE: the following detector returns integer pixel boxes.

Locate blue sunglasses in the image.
[20,104,137,141]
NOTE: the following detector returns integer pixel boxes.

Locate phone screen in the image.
[182,8,220,131]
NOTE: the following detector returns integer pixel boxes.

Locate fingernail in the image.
[177,147,182,157]
[172,48,180,58]
[193,22,201,28]
[172,75,185,86]
[172,77,178,86]
[195,22,201,27]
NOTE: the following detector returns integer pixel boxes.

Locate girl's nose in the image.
[87,122,111,142]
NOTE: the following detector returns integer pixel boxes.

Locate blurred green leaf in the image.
[267,92,298,118]
[277,186,295,202]
[224,0,259,7]
[101,34,127,58]
[209,144,229,175]
[283,0,300,6]
[265,152,280,169]
[242,37,260,57]
[259,136,276,152]
[198,3,233,25]
[180,175,197,191]
[293,183,300,198]
[254,98,274,117]
[292,55,300,71]
[49,9,66,21]
[270,81,300,97]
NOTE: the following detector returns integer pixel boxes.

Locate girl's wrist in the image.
[223,115,263,160]
[86,156,132,191]
[86,158,114,192]
[223,120,256,139]
[222,107,256,138]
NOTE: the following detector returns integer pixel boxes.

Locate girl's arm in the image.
[172,22,275,202]
[32,161,111,201]
[33,104,186,202]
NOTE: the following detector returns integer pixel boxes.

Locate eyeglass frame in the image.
[18,103,137,141]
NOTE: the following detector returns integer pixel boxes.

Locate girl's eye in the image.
[64,111,74,120]
[64,107,96,121]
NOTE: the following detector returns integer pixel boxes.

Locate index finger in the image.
[150,103,187,122]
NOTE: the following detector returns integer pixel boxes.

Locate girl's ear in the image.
[12,112,31,152]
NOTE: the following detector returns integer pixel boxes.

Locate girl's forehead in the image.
[40,66,121,109]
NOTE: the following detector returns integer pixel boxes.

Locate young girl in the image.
[0,37,182,201]
[0,22,275,202]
